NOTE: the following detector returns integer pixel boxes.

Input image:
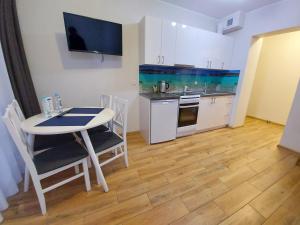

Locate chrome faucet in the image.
[203,82,207,94]
[184,85,190,92]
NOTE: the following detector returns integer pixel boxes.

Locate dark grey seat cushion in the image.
[89,125,109,134]
[76,125,109,139]
[33,141,88,175]
[34,134,75,152]
[90,132,123,154]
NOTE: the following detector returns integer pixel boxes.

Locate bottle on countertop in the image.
[54,93,63,113]
[42,96,54,118]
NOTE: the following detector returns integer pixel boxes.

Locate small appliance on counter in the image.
[158,81,169,93]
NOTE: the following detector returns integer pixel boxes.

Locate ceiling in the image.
[161,0,282,19]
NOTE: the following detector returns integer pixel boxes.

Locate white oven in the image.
[177,94,200,137]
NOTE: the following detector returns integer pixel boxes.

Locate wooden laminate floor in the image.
[3,118,300,225]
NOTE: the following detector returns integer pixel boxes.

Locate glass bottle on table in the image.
[42,96,54,118]
[54,93,63,114]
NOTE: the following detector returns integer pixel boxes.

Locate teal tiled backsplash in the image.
[139,65,240,93]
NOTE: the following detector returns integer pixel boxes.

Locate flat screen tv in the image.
[63,12,122,56]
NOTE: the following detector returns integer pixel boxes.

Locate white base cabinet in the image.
[139,96,179,144]
[197,96,233,131]
[151,100,178,143]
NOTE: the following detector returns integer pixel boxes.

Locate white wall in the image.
[16,0,217,132]
[227,0,300,127]
[280,79,300,153]
[247,31,300,125]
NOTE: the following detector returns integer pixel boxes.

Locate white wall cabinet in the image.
[139,17,176,66]
[161,20,177,65]
[140,16,234,70]
[197,96,233,131]
[175,24,199,66]
[212,34,234,70]
[196,31,234,70]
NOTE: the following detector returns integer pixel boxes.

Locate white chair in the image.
[11,99,25,121]
[100,94,112,109]
[89,96,129,171]
[11,100,77,153]
[83,94,113,138]
[2,106,91,215]
[10,100,79,192]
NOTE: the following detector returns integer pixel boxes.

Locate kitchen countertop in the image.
[200,91,236,97]
[140,93,180,100]
[140,91,236,100]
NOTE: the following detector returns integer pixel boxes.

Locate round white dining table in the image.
[21,108,115,192]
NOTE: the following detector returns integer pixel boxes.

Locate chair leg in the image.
[37,192,46,215]
[82,159,91,192]
[113,148,118,156]
[123,144,129,168]
[72,132,82,143]
[74,165,80,174]
[31,177,46,215]
[87,157,92,168]
[24,167,30,192]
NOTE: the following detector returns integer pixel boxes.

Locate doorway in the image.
[246,30,300,126]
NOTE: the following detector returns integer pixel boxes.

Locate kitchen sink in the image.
[201,91,235,97]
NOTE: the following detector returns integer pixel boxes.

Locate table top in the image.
[21,108,115,135]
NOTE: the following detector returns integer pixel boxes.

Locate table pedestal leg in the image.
[80,130,109,192]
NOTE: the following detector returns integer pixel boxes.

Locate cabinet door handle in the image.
[158,56,161,64]
[162,56,165,64]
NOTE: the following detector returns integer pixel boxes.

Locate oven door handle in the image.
[179,105,199,109]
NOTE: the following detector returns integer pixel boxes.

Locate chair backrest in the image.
[2,106,37,175]
[11,99,26,121]
[100,94,112,109]
[112,97,128,140]
[11,100,36,151]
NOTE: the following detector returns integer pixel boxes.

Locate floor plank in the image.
[249,154,298,191]
[147,177,198,206]
[181,180,228,211]
[262,183,300,225]
[170,202,226,225]
[122,198,189,225]
[219,166,257,188]
[83,194,152,225]
[214,182,261,216]
[250,167,300,218]
[219,205,265,225]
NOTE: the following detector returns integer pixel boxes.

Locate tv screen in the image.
[63,12,122,56]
